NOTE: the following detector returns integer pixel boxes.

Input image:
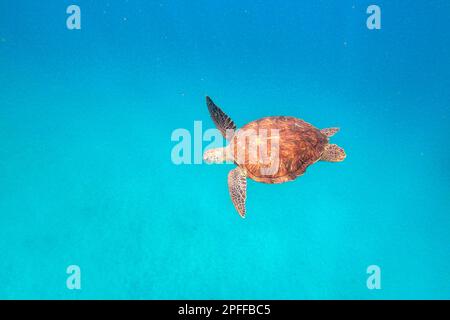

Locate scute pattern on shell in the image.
[230,116,328,184]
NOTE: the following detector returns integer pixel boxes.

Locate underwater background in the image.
[0,0,449,299]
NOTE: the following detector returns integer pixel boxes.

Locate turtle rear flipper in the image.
[321,144,346,162]
[321,127,339,137]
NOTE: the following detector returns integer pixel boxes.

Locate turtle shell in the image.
[229,116,328,184]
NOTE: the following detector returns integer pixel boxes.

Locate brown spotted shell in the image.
[229,116,328,184]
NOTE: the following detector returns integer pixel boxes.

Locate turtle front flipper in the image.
[228,167,247,218]
[321,144,346,162]
[206,96,237,139]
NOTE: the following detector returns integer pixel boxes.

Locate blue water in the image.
[1,1,449,299]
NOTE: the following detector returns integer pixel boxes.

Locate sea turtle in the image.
[203,96,346,218]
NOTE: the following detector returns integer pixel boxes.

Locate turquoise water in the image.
[1,1,449,299]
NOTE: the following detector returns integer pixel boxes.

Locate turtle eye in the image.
[203,150,214,163]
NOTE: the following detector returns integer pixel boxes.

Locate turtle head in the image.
[203,147,230,164]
